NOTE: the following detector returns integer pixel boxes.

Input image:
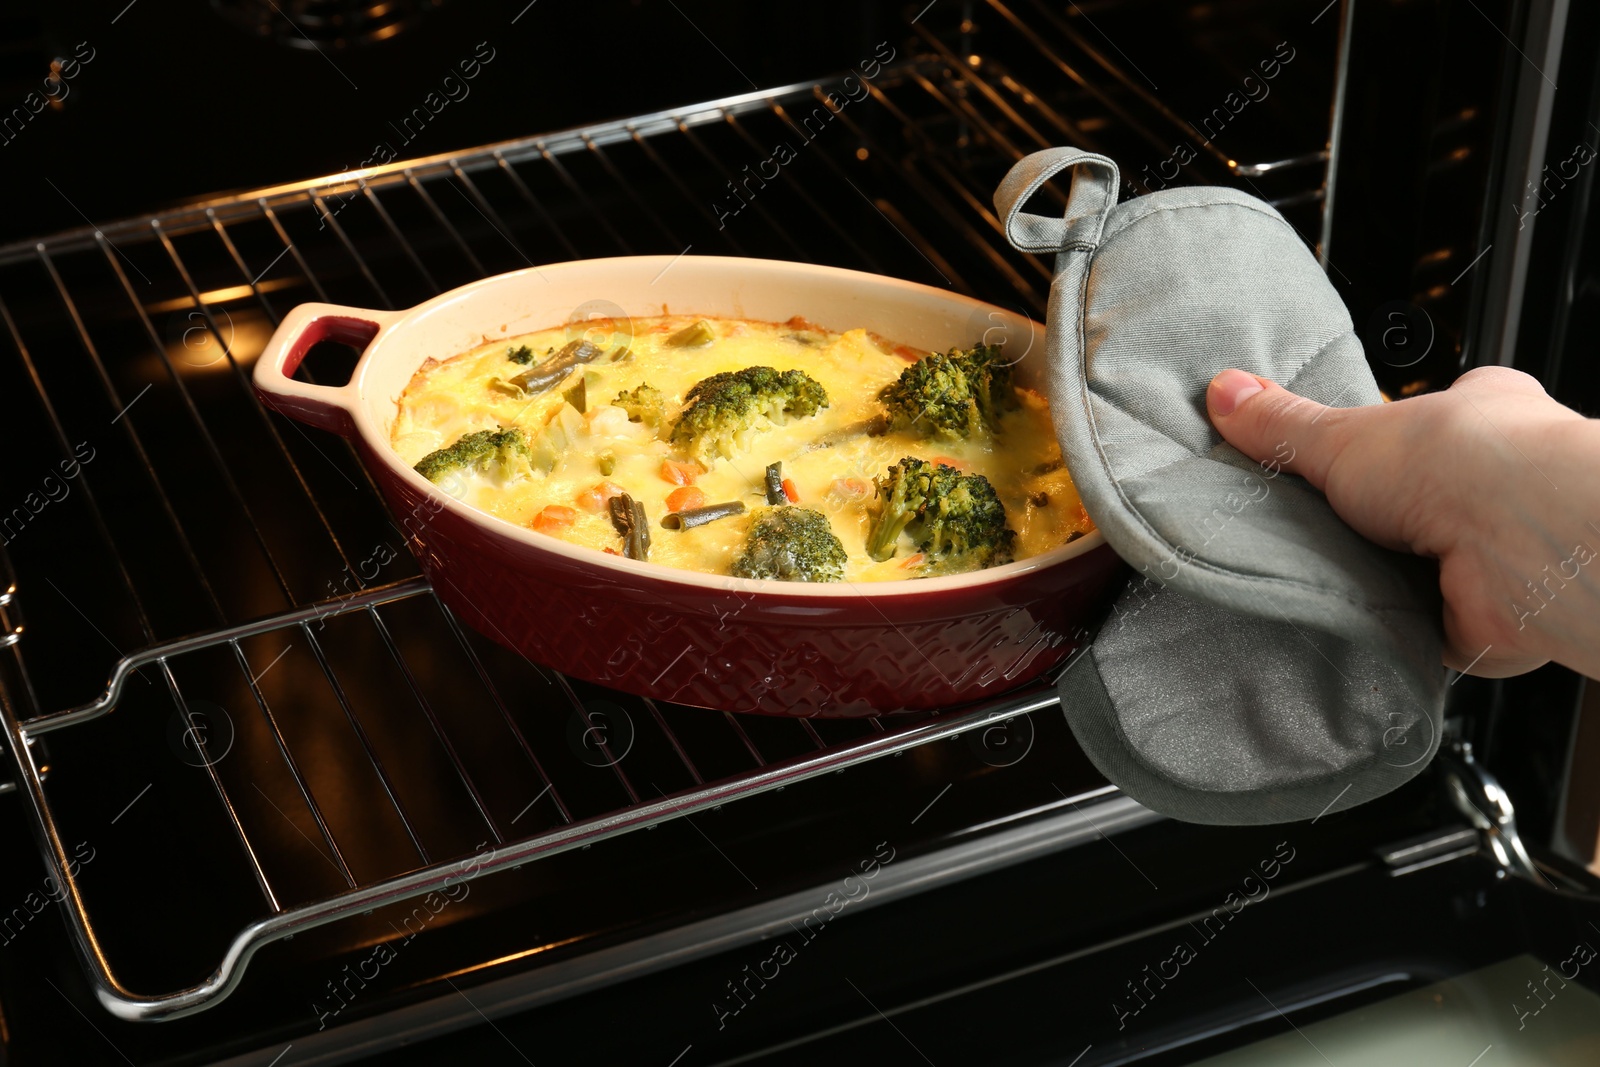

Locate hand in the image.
[1205,365,1600,679]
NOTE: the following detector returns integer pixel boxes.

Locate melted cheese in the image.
[392,315,1094,581]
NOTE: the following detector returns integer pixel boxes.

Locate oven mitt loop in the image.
[995,147,1448,825]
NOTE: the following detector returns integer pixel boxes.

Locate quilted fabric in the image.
[994,147,1448,824]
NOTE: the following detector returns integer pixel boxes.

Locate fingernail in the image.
[1208,369,1264,416]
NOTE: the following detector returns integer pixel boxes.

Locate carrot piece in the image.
[533,505,576,533]
[829,477,870,499]
[576,480,627,512]
[781,478,799,503]
[660,458,699,486]
[929,455,967,471]
[899,553,926,569]
[666,486,707,513]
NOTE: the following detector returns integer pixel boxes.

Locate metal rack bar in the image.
[360,180,440,292]
[624,129,749,255]
[988,69,1102,152]
[0,672,1069,1021]
[825,90,1045,304]
[309,190,395,308]
[150,222,357,577]
[871,195,973,292]
[0,45,1322,268]
[232,641,359,889]
[578,137,684,249]
[672,122,808,260]
[553,672,641,806]
[764,99,971,292]
[979,0,1225,167]
[97,235,297,604]
[0,296,157,644]
[643,698,705,785]
[412,170,494,275]
[257,201,333,303]
[491,151,581,261]
[797,718,827,751]
[206,204,404,556]
[208,211,291,323]
[299,621,432,864]
[912,28,1063,156]
[536,145,631,253]
[446,163,538,269]
[0,73,882,262]
[163,661,281,913]
[906,67,1039,170]
[35,247,228,626]
[430,595,574,824]
[722,710,766,768]
[365,605,504,845]
[23,578,431,735]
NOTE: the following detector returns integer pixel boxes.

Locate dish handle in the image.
[253,302,402,436]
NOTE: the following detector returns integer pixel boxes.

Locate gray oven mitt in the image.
[994,147,1448,825]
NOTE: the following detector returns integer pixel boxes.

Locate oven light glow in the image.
[145,276,298,314]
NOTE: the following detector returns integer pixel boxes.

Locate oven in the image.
[0,1,1598,1063]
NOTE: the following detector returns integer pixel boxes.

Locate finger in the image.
[1205,369,1352,491]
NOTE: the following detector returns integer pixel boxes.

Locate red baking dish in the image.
[252,256,1125,716]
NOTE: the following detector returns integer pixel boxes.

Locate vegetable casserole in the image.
[392,314,1095,582]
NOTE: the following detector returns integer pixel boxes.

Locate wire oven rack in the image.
[0,17,1337,1023]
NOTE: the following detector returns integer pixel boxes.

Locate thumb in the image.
[1204,368,1349,490]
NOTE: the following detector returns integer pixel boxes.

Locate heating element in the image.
[0,15,1336,1027]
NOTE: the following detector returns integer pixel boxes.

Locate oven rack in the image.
[0,31,1335,1024]
[0,25,1335,273]
[0,569,1071,1020]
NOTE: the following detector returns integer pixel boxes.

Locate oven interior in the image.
[0,1,1594,1064]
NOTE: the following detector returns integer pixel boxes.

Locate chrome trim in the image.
[1,670,1081,1021]
[1438,742,1539,882]
[0,70,896,267]
[1317,0,1355,263]
[1475,0,1571,366]
[1232,150,1331,179]
[1379,826,1481,877]
[21,576,432,735]
[204,792,1159,1067]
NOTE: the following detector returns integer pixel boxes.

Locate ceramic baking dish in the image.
[253,256,1124,716]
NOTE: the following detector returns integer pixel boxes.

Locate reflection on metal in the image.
[209,0,441,50]
[1378,827,1481,877]
[22,577,434,735]
[1438,741,1540,882]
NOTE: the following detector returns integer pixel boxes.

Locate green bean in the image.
[609,493,650,559]
[507,339,604,394]
[664,319,715,347]
[764,461,785,505]
[661,501,746,530]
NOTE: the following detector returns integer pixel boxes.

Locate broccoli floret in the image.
[878,343,1018,439]
[506,344,542,366]
[613,383,665,427]
[731,506,847,583]
[669,366,829,462]
[952,343,1018,431]
[866,457,1015,575]
[413,427,531,483]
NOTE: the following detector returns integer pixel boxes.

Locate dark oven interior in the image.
[0,1,1594,1065]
